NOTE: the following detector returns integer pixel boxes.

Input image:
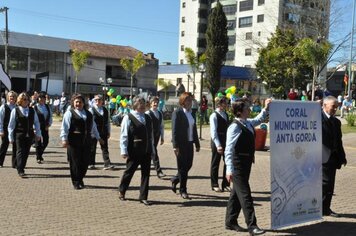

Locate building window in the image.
[199,9,208,18]
[182,2,186,8]
[180,59,184,64]
[285,13,300,23]
[222,4,237,15]
[244,65,251,68]
[257,14,264,23]
[181,31,185,37]
[182,17,185,23]
[239,0,253,12]
[86,60,93,66]
[228,36,236,45]
[198,23,207,33]
[227,20,236,30]
[245,32,252,40]
[245,48,252,56]
[181,45,185,51]
[258,0,265,5]
[197,38,206,48]
[258,31,261,36]
[239,16,253,28]
[226,51,235,61]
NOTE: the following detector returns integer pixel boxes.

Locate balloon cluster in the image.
[107,89,129,108]
[224,86,238,101]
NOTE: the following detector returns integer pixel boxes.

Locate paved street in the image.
[0,119,355,236]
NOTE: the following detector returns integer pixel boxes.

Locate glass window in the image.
[47,51,56,73]
[199,9,208,18]
[182,2,186,8]
[246,32,252,40]
[258,0,265,5]
[180,59,184,64]
[198,23,207,33]
[257,14,264,23]
[245,48,252,56]
[227,20,236,30]
[30,49,39,72]
[240,0,253,12]
[181,45,185,51]
[239,16,253,28]
[182,17,185,23]
[38,50,48,72]
[181,31,185,37]
[226,51,235,61]
[198,38,206,48]
[228,36,236,45]
[223,4,237,15]
[55,52,64,74]
[258,31,261,36]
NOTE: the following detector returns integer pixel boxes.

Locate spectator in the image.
[287,88,297,100]
[340,95,352,118]
[200,95,209,125]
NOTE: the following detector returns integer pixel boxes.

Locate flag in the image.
[344,71,349,85]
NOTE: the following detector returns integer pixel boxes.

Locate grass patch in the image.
[341,124,356,134]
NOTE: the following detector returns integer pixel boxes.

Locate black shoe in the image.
[119,191,125,201]
[249,226,265,235]
[225,224,247,232]
[212,187,222,192]
[222,186,232,192]
[323,210,340,218]
[171,181,177,193]
[37,159,43,164]
[79,180,85,189]
[180,192,191,200]
[73,184,82,190]
[140,200,152,206]
[157,171,166,179]
[18,172,26,178]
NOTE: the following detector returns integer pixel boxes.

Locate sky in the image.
[0,0,180,64]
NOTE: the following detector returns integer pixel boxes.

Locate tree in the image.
[120,52,146,97]
[184,47,206,96]
[71,49,90,93]
[205,1,228,109]
[294,37,332,100]
[154,78,172,101]
[256,28,312,97]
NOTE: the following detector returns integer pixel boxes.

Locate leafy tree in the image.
[184,47,206,95]
[120,52,146,97]
[256,28,312,97]
[71,49,90,93]
[294,37,332,100]
[154,78,172,100]
[205,1,228,109]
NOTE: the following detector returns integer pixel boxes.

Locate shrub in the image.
[345,113,356,126]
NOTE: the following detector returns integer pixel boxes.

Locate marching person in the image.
[224,98,271,235]
[209,95,230,192]
[171,92,200,200]
[321,96,347,217]
[34,91,53,164]
[60,93,103,190]
[0,91,18,168]
[88,94,114,170]
[8,92,42,177]
[118,97,155,206]
[146,96,166,179]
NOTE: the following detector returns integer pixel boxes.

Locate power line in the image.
[11,7,178,37]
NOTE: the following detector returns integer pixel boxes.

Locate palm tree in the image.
[71,49,90,93]
[120,52,146,97]
[155,78,172,100]
[184,47,206,97]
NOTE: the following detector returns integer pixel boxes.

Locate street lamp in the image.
[99,77,112,106]
[198,64,206,140]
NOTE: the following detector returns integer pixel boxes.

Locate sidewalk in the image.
[0,120,355,235]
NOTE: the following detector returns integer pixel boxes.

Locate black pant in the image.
[35,129,49,161]
[225,159,257,229]
[152,135,162,173]
[67,143,90,186]
[15,134,33,174]
[210,145,229,188]
[322,163,337,214]
[171,142,194,194]
[89,137,111,167]
[0,132,17,167]
[119,154,151,200]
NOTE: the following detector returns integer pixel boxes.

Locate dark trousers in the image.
[35,129,49,161]
[152,136,162,173]
[119,154,151,200]
[210,145,229,188]
[0,132,17,167]
[191,109,198,123]
[89,137,111,166]
[171,142,194,194]
[322,163,337,214]
[225,160,257,229]
[15,134,33,174]
[67,144,89,186]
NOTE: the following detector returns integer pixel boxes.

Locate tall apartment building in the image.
[178,0,330,68]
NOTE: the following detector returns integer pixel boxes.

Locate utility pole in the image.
[0,7,9,73]
[348,0,356,96]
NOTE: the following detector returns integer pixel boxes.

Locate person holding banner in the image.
[321,96,347,217]
[224,98,271,235]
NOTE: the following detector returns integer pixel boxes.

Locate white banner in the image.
[270,101,322,229]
